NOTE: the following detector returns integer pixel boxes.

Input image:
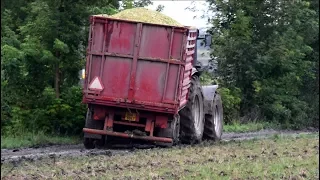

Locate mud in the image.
[1,129,318,164]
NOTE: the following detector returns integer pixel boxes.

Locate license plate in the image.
[125,112,137,121]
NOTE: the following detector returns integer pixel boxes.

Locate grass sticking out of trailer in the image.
[94,7,183,26]
[2,134,319,179]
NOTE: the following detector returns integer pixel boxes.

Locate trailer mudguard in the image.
[201,85,219,114]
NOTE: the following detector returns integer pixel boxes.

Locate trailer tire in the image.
[155,115,180,147]
[83,108,105,149]
[83,138,95,149]
[179,75,205,144]
[203,93,223,141]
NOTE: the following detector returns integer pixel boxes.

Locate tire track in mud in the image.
[1,130,318,164]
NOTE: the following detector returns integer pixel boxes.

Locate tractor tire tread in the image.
[179,76,205,144]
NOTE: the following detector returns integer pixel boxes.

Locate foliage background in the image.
[206,0,319,129]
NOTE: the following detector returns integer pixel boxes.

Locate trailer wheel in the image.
[179,75,205,144]
[155,115,180,147]
[203,93,223,141]
[83,108,105,149]
[83,138,95,149]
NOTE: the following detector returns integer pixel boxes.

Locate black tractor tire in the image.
[203,93,223,141]
[179,75,205,144]
[155,115,180,147]
[83,108,105,149]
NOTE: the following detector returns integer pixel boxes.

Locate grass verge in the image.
[224,121,280,133]
[1,132,81,149]
[1,133,318,179]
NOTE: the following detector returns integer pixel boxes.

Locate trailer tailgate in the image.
[83,16,195,114]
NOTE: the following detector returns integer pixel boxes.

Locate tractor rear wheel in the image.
[179,76,205,144]
[203,93,223,141]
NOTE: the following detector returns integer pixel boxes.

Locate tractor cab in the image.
[195,27,217,74]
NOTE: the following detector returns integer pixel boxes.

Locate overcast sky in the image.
[146,1,211,28]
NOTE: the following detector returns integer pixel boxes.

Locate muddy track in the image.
[1,130,318,164]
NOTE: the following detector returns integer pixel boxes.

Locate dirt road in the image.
[1,129,317,164]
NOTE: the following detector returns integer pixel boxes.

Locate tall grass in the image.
[223,121,280,133]
[1,131,81,149]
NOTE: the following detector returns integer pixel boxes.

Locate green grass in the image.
[1,134,318,179]
[1,132,81,149]
[224,121,280,133]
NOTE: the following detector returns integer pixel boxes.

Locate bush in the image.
[200,71,214,85]
[217,87,242,124]
[1,85,86,136]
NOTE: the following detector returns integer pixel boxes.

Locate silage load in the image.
[94,7,182,26]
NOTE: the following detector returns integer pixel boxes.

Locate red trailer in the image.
[82,15,223,148]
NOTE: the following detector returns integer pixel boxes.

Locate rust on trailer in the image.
[145,119,153,132]
[149,121,155,136]
[83,128,173,143]
[93,106,106,120]
[105,112,114,129]
[155,116,168,128]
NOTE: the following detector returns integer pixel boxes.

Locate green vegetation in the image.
[2,134,318,179]
[207,0,319,128]
[224,121,280,133]
[200,71,215,85]
[1,132,80,149]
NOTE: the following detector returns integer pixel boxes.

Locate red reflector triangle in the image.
[88,76,104,91]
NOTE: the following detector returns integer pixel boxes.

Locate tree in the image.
[207,0,319,128]
[1,0,118,135]
[121,0,153,9]
[156,5,165,12]
[134,0,153,7]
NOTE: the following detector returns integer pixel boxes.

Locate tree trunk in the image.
[55,62,60,98]
[55,51,60,98]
